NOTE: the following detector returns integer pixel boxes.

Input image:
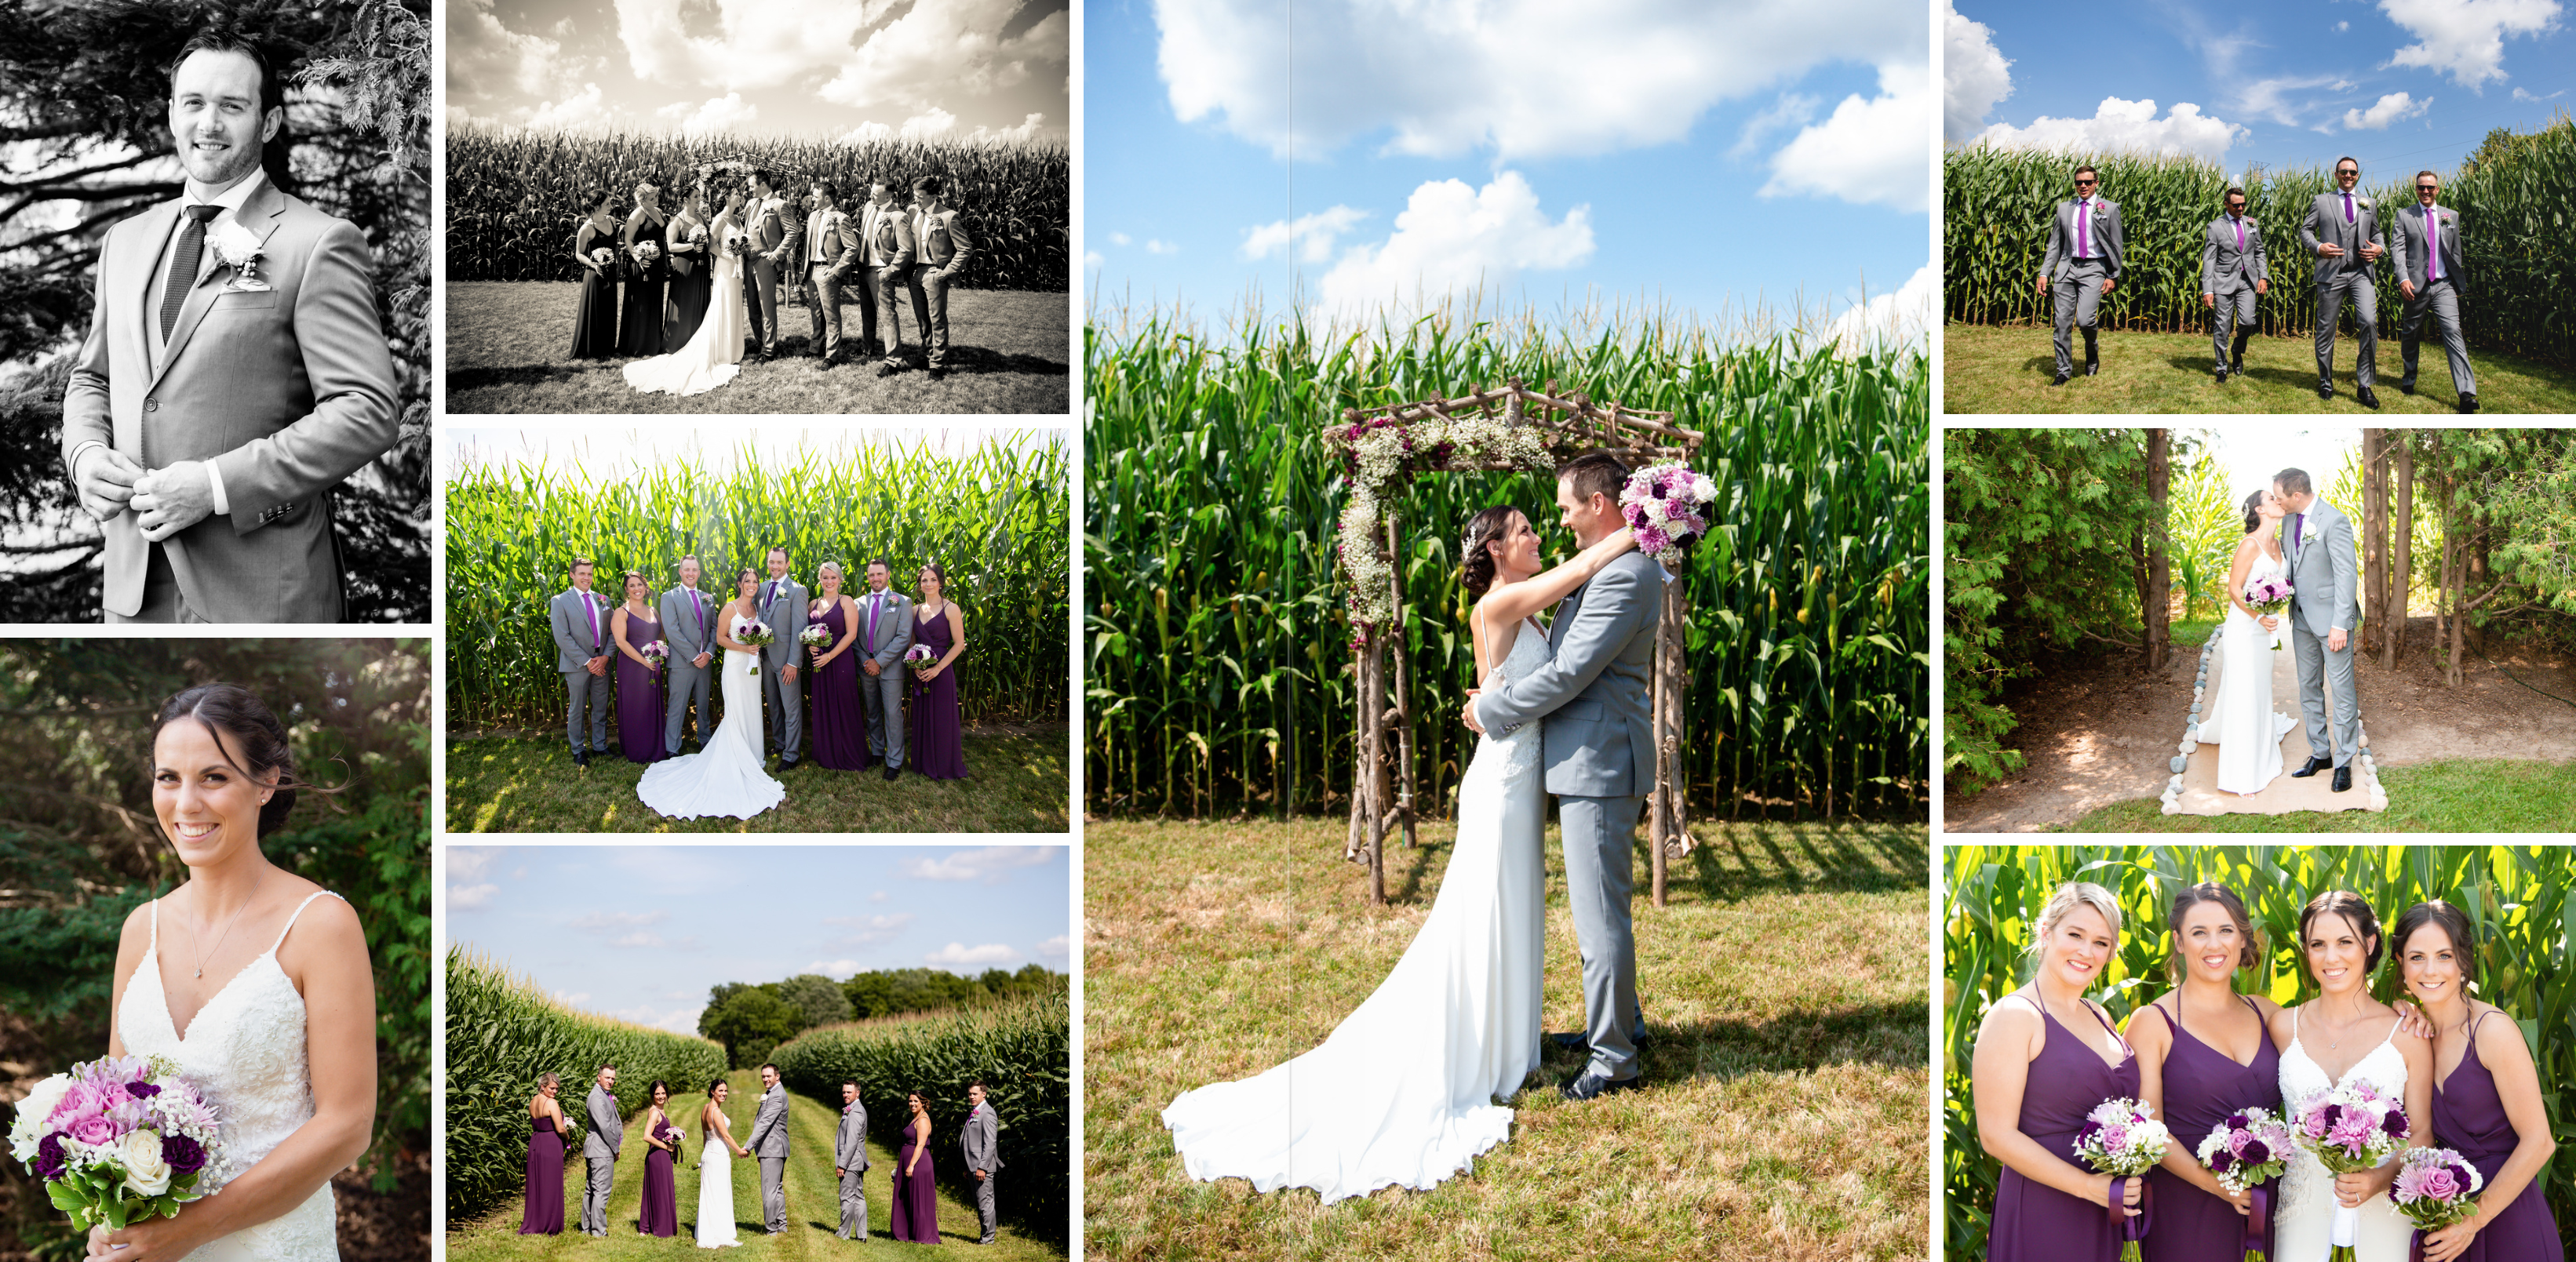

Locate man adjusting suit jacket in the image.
[2392,169,2476,412]
[2200,186,2268,384]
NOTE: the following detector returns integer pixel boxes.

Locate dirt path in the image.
[1945,617,2576,832]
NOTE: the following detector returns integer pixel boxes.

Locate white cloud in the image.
[1824,262,1938,355]
[1732,93,1820,161]
[1764,61,1931,212]
[450,0,568,103]
[1145,239,1179,254]
[612,0,1065,117]
[967,112,1048,143]
[445,105,485,131]
[1944,2,2013,144]
[1037,934,1069,960]
[1241,205,1372,261]
[925,942,1019,967]
[551,991,591,1006]
[900,107,958,140]
[1973,96,2246,164]
[869,889,889,903]
[839,121,894,145]
[2231,75,2354,128]
[822,913,913,946]
[449,882,499,911]
[573,910,669,931]
[2338,20,2352,31]
[1084,250,1104,269]
[1312,171,1593,318]
[806,959,864,978]
[680,93,758,134]
[2511,85,2566,101]
[1108,232,1131,246]
[610,1003,704,1034]
[903,846,1058,883]
[449,849,501,881]
[2380,0,2561,89]
[526,82,614,132]
[821,0,1068,114]
[2344,90,2433,129]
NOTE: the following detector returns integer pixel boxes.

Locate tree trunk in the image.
[2143,429,2171,672]
[2386,432,2412,670]
[2362,428,2387,656]
[2437,449,2464,688]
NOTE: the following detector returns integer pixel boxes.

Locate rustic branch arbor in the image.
[1326,380,1707,909]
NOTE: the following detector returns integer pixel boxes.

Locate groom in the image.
[580,1065,621,1237]
[741,169,801,364]
[1464,453,1656,1101]
[757,547,810,769]
[2273,467,2363,791]
[749,1063,791,1235]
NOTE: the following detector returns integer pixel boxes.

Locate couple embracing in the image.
[1164,453,1660,1202]
[2205,467,2364,798]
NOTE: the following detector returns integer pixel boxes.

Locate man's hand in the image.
[973,1169,986,1181]
[2319,242,2346,259]
[74,446,146,522]
[782,664,800,684]
[2256,278,2268,296]
[2035,273,2049,296]
[2101,277,2117,296]
[2399,279,2418,300]
[694,652,713,669]
[588,656,609,676]
[864,660,880,676]
[1461,691,1485,735]
[2328,627,2348,653]
[836,1167,844,1178]
[130,460,216,542]
[2202,293,2215,309]
[2362,241,2385,262]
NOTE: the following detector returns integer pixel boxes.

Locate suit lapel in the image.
[151,180,284,395]
[129,200,186,359]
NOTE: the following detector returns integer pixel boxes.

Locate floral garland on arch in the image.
[1326,408,1555,639]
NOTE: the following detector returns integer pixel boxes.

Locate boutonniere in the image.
[2300,515,2321,544]
[2439,212,2454,226]
[2356,196,2374,210]
[210,220,270,291]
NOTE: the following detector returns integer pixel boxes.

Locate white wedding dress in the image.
[2275,1009,2414,1262]
[119,893,344,1261]
[637,620,784,819]
[694,1117,739,1248]
[2212,546,2298,795]
[622,211,745,397]
[1160,619,1546,1202]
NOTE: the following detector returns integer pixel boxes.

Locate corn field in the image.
[1944,120,2576,369]
[444,125,1069,291]
[1943,846,2576,1260]
[771,992,1069,1246]
[1085,307,1931,820]
[444,438,1068,733]
[443,948,729,1224]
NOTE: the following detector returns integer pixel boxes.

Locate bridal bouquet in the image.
[7,1054,228,1231]
[2074,1097,2170,1260]
[2293,1081,2410,1262]
[2243,573,2295,650]
[735,620,774,674]
[2198,1107,2292,1261]
[1619,462,1717,562]
[2390,1147,2483,1239]
[639,640,669,670]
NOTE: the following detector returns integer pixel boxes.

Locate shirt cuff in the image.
[69,439,105,478]
[2330,626,2347,635]
[205,458,231,517]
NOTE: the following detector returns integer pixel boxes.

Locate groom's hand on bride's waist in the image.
[1461,691,1485,734]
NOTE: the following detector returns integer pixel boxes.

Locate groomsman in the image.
[856,558,916,778]
[756,547,809,769]
[833,1080,870,1241]
[2300,156,2387,406]
[2200,186,2269,384]
[580,1065,621,1236]
[2038,165,2122,385]
[851,180,901,358]
[548,558,611,767]
[906,174,978,381]
[659,555,717,754]
[743,169,803,364]
[869,184,919,377]
[2392,169,2477,413]
[802,180,861,369]
[749,1064,791,1234]
[962,1082,1003,1246]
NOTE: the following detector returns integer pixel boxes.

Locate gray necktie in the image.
[162,205,220,342]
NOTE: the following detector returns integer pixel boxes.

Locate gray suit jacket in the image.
[835,1100,870,1173]
[1473,550,1660,798]
[659,584,717,661]
[961,1102,1001,1171]
[2199,214,2268,294]
[857,589,916,669]
[584,1084,622,1159]
[755,578,809,671]
[2300,191,2388,287]
[551,588,610,673]
[748,1086,790,1159]
[2042,197,2124,280]
[2390,203,2466,292]
[2286,500,2362,638]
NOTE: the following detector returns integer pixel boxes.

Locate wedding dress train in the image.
[623,211,746,397]
[2275,1010,2415,1262]
[637,627,784,819]
[2212,547,2299,795]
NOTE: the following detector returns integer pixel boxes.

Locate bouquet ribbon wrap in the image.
[2111,1177,2154,1242]
[2330,1200,2359,1259]
[2245,1183,2271,1260]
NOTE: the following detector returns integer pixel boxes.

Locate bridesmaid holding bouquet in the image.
[807,562,870,771]
[637,1081,680,1238]
[2126,883,2283,1262]
[890,1091,940,1242]
[611,572,669,764]
[2399,901,2560,1262]
[568,190,621,359]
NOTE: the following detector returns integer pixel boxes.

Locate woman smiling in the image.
[2125,882,2283,1262]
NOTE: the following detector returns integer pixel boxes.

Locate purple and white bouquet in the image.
[2075,1097,2170,1260]
[2198,1107,2292,1261]
[1618,462,1716,562]
[588,246,615,269]
[2390,1147,2483,1239]
[639,640,669,670]
[799,624,833,658]
[734,620,774,674]
[6,1054,228,1232]
[905,644,934,665]
[632,240,661,267]
[2293,1081,2410,1262]
[2243,573,2296,650]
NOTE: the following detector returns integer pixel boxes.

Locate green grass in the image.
[445,1069,1058,1260]
[2066,758,2576,831]
[1940,322,2576,414]
[442,729,1069,833]
[445,282,1069,415]
[1083,816,1928,1261]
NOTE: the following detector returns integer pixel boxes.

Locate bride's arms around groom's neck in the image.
[1476,526,1638,629]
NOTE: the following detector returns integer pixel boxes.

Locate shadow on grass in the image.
[446,362,608,391]
[1678,822,1928,901]
[942,344,1070,376]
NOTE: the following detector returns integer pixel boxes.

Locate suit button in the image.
[144,400,158,412]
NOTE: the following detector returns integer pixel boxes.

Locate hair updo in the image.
[2299,890,2385,974]
[151,684,339,837]
[1459,506,1521,597]
[2241,489,2268,535]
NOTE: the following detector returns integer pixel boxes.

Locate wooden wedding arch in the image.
[1328,379,1706,908]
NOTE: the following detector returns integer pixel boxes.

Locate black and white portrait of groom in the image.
[60,26,399,623]
[2272,467,2365,793]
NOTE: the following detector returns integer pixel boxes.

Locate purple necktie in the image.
[866,594,882,652]
[585,593,599,648]
[762,580,774,611]
[2344,193,2354,225]
[2076,200,2090,258]
[2234,216,2245,253]
[2290,513,2303,562]
[693,588,707,644]
[2426,210,2441,281]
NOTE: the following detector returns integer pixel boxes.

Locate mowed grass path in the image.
[444,728,1069,833]
[446,1070,1057,1260]
[446,282,1070,415]
[1941,321,2576,414]
[2069,758,2576,831]
[1084,817,1929,1262]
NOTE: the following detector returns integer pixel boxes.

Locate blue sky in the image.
[1948,0,2574,176]
[1084,0,1936,342]
[447,0,1067,143]
[448,845,1070,1033]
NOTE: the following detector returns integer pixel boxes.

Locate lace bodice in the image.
[2278,1014,2410,1223]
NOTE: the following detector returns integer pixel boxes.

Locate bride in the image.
[1159,508,1634,1202]
[694,1078,749,1247]
[2271,891,2434,1262]
[97,685,375,1261]
[2211,488,2299,795]
[624,183,748,398]
[639,568,785,820]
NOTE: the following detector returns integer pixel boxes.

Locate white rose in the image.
[1641,497,1667,524]
[9,1076,72,1157]
[118,1129,172,1198]
[1692,474,1716,503]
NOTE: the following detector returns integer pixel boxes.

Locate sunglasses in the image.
[2416,184,2439,192]
[2074,178,2097,186]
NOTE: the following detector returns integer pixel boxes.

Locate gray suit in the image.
[2199,213,2268,369]
[755,577,810,761]
[855,588,916,769]
[1474,548,1659,1082]
[834,1098,871,1240]
[2041,196,2124,377]
[659,584,719,752]
[550,587,613,755]
[2286,500,2364,769]
[2301,191,2388,388]
[962,1101,1003,1243]
[581,1082,621,1235]
[748,1086,790,1232]
[2390,202,2476,398]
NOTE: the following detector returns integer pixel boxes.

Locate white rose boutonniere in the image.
[2301,514,2322,545]
[210,220,269,291]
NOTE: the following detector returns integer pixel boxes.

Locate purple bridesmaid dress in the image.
[810,601,871,770]
[638,1116,679,1236]
[615,611,669,764]
[1986,994,2140,1262]
[2432,1010,2563,1262]
[519,1115,565,1234]
[909,605,967,780]
[890,1117,941,1242]
[2141,996,2281,1262]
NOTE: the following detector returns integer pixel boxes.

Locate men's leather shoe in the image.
[574,751,589,768]
[928,367,947,381]
[818,357,834,371]
[2357,387,2381,409]
[876,363,900,378]
[1559,1071,1641,1102]
[2051,371,2071,387]
[2458,393,2478,413]
[884,765,901,781]
[2083,360,2100,376]
[2317,383,2334,400]
[2397,378,2417,396]
[2290,755,2332,778]
[2332,765,2353,793]
[2230,353,2245,373]
[2214,368,2229,384]
[780,755,800,771]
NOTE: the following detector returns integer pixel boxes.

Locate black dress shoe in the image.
[2458,392,2478,413]
[884,765,901,781]
[574,750,589,768]
[2357,386,2381,409]
[2215,367,2229,384]
[780,755,800,771]
[2083,360,2100,376]
[928,367,947,381]
[818,356,835,371]
[2398,378,2417,396]
[1559,1071,1641,1102]
[876,362,900,378]
[2290,755,2333,778]
[2051,371,2071,387]
[2317,382,2334,400]
[2231,353,2245,373]
[2332,765,2353,793]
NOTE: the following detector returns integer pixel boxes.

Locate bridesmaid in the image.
[890,1090,941,1243]
[2399,901,2560,1262]
[806,562,869,771]
[908,563,968,780]
[569,190,621,359]
[618,179,669,357]
[1973,881,2141,1262]
[2126,883,2282,1262]
[638,1080,680,1237]
[519,1071,569,1235]
[611,571,669,765]
[664,184,712,347]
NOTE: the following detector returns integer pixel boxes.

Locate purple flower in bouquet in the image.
[2294,1082,2408,1261]
[1619,462,1715,563]
[2243,573,2296,650]
[639,640,669,670]
[799,624,833,649]
[2074,1098,2170,1261]
[2391,1147,2483,1234]
[7,1054,228,1232]
[734,620,774,674]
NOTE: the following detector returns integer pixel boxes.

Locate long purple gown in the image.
[2432,1010,2563,1262]
[519,1115,565,1234]
[909,605,967,780]
[810,601,870,771]
[2141,995,2281,1262]
[1986,994,2139,1262]
[615,610,669,764]
[891,1117,940,1242]
[638,1115,678,1236]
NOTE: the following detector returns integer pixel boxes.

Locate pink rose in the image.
[67,1115,119,1147]
[2416,1166,2460,1200]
